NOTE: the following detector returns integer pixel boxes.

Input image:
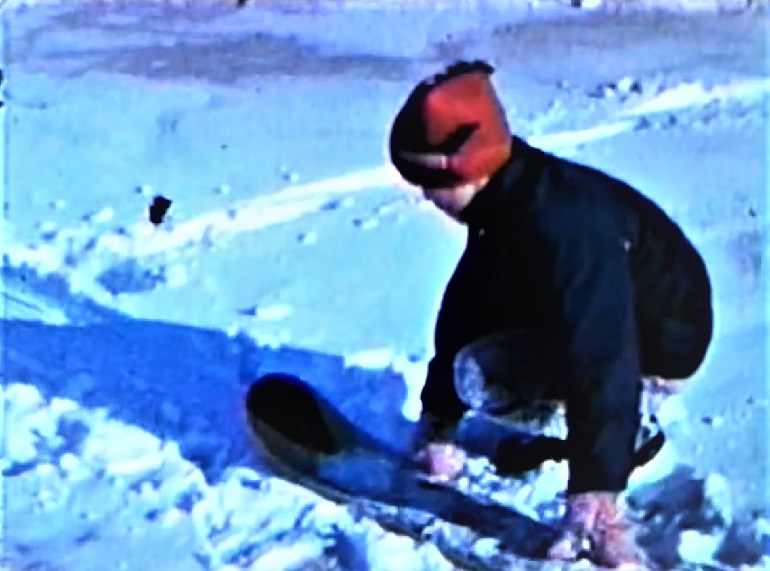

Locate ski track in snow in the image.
[4,74,768,325]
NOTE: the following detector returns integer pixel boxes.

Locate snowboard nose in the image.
[244,373,361,478]
[245,373,342,456]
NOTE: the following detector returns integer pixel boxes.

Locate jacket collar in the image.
[459,136,544,230]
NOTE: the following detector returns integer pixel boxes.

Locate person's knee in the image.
[667,330,712,379]
[643,317,713,380]
[453,330,560,411]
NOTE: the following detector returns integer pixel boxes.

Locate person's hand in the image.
[413,442,467,482]
[547,492,649,569]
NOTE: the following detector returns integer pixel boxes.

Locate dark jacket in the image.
[422,136,713,493]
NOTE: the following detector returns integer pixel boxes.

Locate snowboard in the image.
[243,372,566,570]
[243,372,664,570]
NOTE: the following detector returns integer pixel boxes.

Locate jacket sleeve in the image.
[420,243,478,424]
[529,213,642,494]
[420,353,467,423]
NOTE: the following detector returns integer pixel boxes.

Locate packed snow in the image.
[1,1,768,570]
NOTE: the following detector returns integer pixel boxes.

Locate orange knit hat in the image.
[389,60,513,189]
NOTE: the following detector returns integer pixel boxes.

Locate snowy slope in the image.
[1,2,769,570]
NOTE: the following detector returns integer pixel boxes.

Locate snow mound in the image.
[2,382,464,571]
[2,382,768,571]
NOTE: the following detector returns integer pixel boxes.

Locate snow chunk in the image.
[527,460,569,508]
[247,536,326,571]
[36,220,57,234]
[81,419,164,482]
[3,384,65,465]
[254,304,293,321]
[58,451,92,483]
[344,347,395,370]
[472,537,501,559]
[679,530,722,564]
[154,443,209,507]
[50,396,79,415]
[490,485,541,521]
[58,452,80,473]
[84,207,115,225]
[23,406,61,442]
[6,432,38,465]
[159,507,188,528]
[5,383,45,413]
[192,472,321,567]
[301,500,353,533]
[106,450,165,478]
[366,532,423,571]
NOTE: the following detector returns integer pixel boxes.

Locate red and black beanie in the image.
[388,60,513,189]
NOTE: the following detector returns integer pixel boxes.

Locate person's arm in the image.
[530,213,642,493]
[419,243,478,426]
[420,353,467,424]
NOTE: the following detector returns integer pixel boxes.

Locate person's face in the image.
[422,179,486,220]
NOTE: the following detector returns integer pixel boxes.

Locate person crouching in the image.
[387,60,713,568]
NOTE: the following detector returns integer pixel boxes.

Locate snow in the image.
[621,78,770,117]
[1,1,768,570]
[678,530,723,565]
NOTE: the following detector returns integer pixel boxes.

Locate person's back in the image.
[521,139,714,379]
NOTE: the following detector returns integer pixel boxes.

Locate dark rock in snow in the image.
[149,195,172,225]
